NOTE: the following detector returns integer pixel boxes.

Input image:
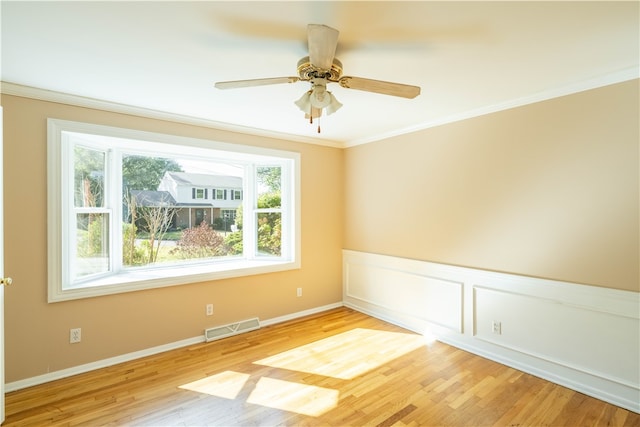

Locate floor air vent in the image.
[205,317,260,342]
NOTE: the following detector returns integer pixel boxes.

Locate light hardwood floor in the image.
[4,307,639,426]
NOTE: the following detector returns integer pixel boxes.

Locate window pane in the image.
[257,166,281,208]
[75,213,110,278]
[257,212,282,257]
[122,155,244,266]
[74,146,105,207]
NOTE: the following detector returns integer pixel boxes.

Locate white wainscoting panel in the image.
[345,261,463,333]
[474,287,638,389]
[342,250,640,413]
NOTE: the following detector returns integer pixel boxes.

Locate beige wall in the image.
[1,95,344,382]
[2,79,638,383]
[344,80,639,292]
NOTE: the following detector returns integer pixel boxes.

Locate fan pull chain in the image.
[306,114,321,133]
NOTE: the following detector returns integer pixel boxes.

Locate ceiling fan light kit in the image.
[215,24,421,133]
[294,79,343,116]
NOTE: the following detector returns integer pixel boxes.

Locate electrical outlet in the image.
[206,304,214,316]
[492,321,502,335]
[70,328,81,343]
[296,287,302,297]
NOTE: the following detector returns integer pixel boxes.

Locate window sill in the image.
[50,258,300,303]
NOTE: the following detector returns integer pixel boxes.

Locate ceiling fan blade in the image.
[338,76,421,99]
[308,24,339,70]
[215,77,299,89]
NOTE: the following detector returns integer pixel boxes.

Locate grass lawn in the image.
[136,230,183,241]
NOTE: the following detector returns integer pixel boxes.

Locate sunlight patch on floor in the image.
[179,370,250,399]
[178,328,424,417]
[254,328,426,380]
[246,377,339,416]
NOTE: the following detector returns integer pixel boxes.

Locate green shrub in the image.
[172,222,228,259]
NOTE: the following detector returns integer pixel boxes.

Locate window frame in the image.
[193,188,207,200]
[214,188,226,200]
[47,119,301,302]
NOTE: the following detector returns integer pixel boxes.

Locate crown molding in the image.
[345,67,639,148]
[0,82,346,149]
[3,66,637,150]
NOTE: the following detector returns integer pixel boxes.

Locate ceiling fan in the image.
[215,24,421,133]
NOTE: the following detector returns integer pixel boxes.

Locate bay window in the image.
[47,119,300,302]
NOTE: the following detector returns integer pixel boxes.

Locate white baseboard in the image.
[4,302,343,393]
[5,336,203,393]
[260,302,343,327]
[343,249,640,413]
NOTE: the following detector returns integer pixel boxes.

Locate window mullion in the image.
[280,162,291,260]
[111,149,122,273]
[244,164,257,260]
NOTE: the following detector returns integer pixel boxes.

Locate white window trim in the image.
[47,119,301,302]
[193,187,206,199]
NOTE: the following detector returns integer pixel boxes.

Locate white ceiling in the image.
[1,1,638,147]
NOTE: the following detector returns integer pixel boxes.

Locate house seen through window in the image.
[48,119,300,302]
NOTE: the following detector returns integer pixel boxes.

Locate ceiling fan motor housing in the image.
[297,56,343,82]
